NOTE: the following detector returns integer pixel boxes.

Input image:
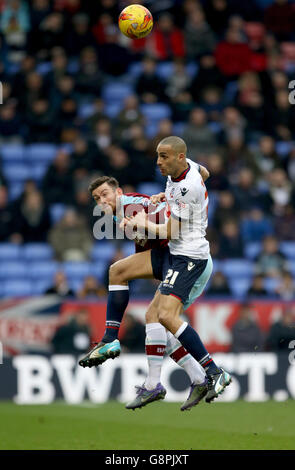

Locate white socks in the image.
[166,330,206,384]
[144,322,206,389]
[144,323,167,390]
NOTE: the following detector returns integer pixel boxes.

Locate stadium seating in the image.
[221,259,254,279]
[244,242,262,260]
[1,144,24,162]
[3,280,32,297]
[22,243,54,261]
[0,244,22,261]
[49,204,67,224]
[91,242,117,262]
[0,261,28,279]
[280,242,295,259]
[2,163,31,182]
[29,261,60,280]
[25,144,57,163]
[137,182,163,196]
[63,262,92,280]
[101,82,134,105]
[229,278,252,298]
[140,103,172,124]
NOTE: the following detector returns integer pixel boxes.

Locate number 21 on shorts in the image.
[163,269,179,286]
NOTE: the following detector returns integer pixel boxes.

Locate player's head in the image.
[88,176,123,214]
[156,136,187,177]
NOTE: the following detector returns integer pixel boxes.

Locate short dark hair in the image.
[88,176,119,194]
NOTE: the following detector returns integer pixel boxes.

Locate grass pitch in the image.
[0,400,294,450]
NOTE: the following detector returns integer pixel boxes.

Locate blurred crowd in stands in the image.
[0,0,295,304]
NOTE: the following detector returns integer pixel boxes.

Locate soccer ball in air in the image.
[118,4,153,39]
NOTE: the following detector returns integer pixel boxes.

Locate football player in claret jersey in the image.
[125,136,231,408]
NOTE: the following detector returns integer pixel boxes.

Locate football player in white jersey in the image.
[125,136,231,410]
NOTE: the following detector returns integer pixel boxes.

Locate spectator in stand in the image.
[58,97,79,130]
[20,71,47,113]
[165,58,191,101]
[96,24,131,76]
[266,168,293,216]
[28,11,65,60]
[92,117,113,151]
[11,54,36,99]
[190,53,226,102]
[148,13,185,61]
[45,47,68,89]
[120,313,146,353]
[251,135,281,178]
[147,119,173,160]
[50,74,77,110]
[247,274,268,298]
[65,13,96,57]
[274,204,295,241]
[230,303,264,353]
[213,190,239,231]
[205,271,231,297]
[70,135,105,173]
[218,219,244,259]
[220,106,247,144]
[205,153,230,192]
[0,102,23,143]
[223,135,257,175]
[284,147,295,184]
[25,98,58,143]
[171,90,195,123]
[105,145,142,187]
[184,6,216,60]
[77,275,107,298]
[215,27,252,80]
[200,86,224,122]
[204,0,231,36]
[29,0,52,31]
[0,186,17,242]
[135,57,166,104]
[49,208,93,261]
[266,306,295,351]
[272,90,295,141]
[54,0,81,16]
[255,235,288,278]
[241,207,274,243]
[42,149,74,205]
[51,309,91,354]
[13,190,51,243]
[275,271,295,301]
[183,108,218,160]
[0,0,30,62]
[114,95,145,142]
[46,270,75,297]
[75,46,104,99]
[232,168,267,214]
[264,0,295,42]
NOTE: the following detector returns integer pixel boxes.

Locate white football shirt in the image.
[165,158,210,259]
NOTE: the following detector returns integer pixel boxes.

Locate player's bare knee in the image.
[146,305,159,324]
[109,261,125,284]
[158,306,171,329]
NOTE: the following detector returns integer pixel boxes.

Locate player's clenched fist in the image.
[150,192,166,205]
